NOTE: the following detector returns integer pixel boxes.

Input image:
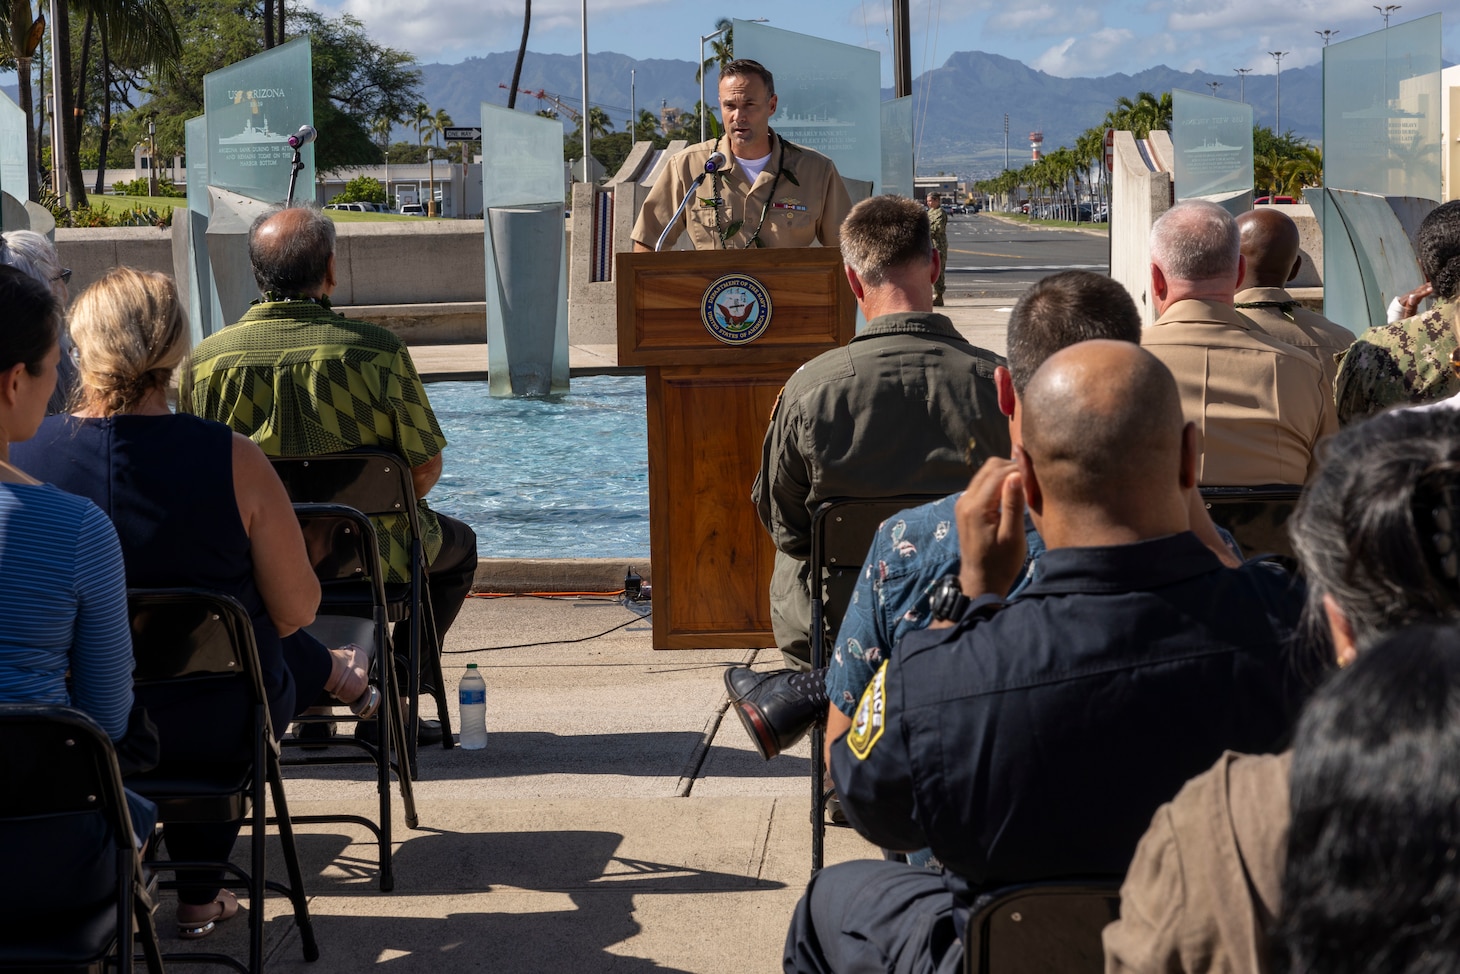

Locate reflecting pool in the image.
[427,376,650,559]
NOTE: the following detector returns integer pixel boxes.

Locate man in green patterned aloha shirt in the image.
[183,206,478,710]
[1335,201,1460,424]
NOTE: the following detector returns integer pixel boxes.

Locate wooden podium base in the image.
[617,248,855,649]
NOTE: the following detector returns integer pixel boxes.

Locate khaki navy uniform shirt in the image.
[1234,286,1353,400]
[182,299,446,584]
[631,131,851,251]
[1333,297,1460,425]
[1142,299,1335,487]
[751,311,1010,663]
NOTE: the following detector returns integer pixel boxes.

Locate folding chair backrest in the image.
[1200,484,1304,563]
[291,502,388,601]
[812,495,948,640]
[963,881,1122,974]
[0,705,131,917]
[271,451,420,530]
[128,589,259,687]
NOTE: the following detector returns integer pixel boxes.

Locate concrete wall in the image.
[1110,130,1173,327]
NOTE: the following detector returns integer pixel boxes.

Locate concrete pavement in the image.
[173,594,881,973]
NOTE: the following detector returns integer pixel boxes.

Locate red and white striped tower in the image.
[1029,131,1044,162]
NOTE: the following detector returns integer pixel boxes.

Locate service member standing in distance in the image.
[926,193,948,306]
[631,59,852,251]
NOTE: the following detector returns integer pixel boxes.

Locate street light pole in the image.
[1315,29,1339,45]
[699,18,768,143]
[1374,4,1400,29]
[1003,113,1009,171]
[147,116,157,196]
[1206,81,1223,97]
[427,148,435,217]
[581,0,590,179]
[1269,51,1288,134]
[1235,67,1252,103]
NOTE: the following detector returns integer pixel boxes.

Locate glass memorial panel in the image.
[0,91,26,211]
[1324,15,1441,199]
[203,37,314,203]
[735,20,882,186]
[881,96,913,198]
[481,102,565,207]
[1171,88,1252,201]
[184,115,221,343]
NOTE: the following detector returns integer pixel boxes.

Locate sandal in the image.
[325,644,381,718]
[176,888,239,939]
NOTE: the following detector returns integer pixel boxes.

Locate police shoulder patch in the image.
[847,662,889,760]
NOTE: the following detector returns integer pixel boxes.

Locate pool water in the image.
[427,376,650,559]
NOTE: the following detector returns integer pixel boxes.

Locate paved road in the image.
[945,213,1110,297]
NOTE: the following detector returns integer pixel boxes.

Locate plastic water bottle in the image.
[458,664,486,750]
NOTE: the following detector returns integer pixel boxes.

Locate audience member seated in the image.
[181,206,478,740]
[751,194,1010,671]
[1104,405,1460,974]
[1335,200,1460,424]
[1142,200,1335,485]
[783,340,1308,974]
[1233,208,1353,393]
[1274,624,1460,974]
[726,271,1237,763]
[0,229,80,413]
[0,265,157,861]
[12,267,376,939]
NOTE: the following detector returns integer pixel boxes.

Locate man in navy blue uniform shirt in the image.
[783,340,1307,974]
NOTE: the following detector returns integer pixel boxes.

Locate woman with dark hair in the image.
[12,267,376,938]
[1105,405,1460,973]
[0,264,157,853]
[1276,623,1460,974]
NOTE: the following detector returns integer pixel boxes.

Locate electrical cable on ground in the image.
[444,594,651,653]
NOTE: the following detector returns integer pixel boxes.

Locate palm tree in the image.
[1105,91,1172,139]
[411,101,432,152]
[628,108,658,141]
[370,114,393,195]
[506,0,529,110]
[696,17,732,84]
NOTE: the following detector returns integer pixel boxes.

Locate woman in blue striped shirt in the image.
[0,265,157,855]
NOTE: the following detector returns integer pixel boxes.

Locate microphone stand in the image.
[285,145,305,206]
[655,171,713,253]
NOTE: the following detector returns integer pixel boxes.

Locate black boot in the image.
[722,667,829,760]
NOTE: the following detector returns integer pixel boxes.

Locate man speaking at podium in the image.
[631,59,851,251]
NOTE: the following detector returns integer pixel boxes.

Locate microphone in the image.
[704,151,730,174]
[287,124,317,148]
[655,151,730,251]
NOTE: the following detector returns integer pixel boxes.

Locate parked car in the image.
[1255,195,1297,205]
[399,203,426,216]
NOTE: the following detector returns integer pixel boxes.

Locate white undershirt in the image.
[738,151,772,182]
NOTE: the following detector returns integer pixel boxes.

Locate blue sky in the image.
[308,0,1457,80]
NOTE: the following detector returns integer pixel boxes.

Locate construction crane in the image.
[498,84,581,124]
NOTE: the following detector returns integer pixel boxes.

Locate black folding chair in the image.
[1200,484,1304,567]
[809,495,947,874]
[962,880,1122,974]
[270,450,454,773]
[125,589,318,974]
[0,704,166,974]
[282,501,421,891]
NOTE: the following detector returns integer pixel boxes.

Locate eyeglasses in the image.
[54,268,72,284]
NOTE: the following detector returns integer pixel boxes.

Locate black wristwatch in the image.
[930,574,970,623]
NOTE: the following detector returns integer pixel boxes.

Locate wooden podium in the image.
[616,247,856,649]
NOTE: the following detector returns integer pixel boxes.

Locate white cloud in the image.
[986,4,1098,35]
[1031,27,1136,77]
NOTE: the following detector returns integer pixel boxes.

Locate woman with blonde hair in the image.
[13,266,376,938]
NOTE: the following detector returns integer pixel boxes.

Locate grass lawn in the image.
[85,195,444,223]
[86,194,183,218]
[994,212,1109,232]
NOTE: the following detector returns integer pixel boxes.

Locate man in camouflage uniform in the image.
[1335,201,1460,424]
[183,206,479,723]
[926,193,949,307]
